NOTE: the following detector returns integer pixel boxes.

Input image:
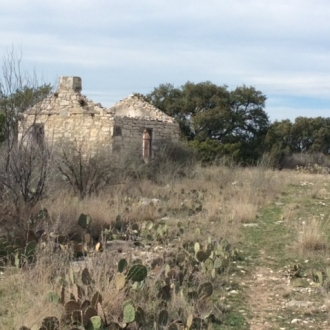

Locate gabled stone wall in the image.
[109,94,176,122]
[112,116,179,154]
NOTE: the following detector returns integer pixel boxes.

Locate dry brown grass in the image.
[282,202,300,219]
[0,254,67,329]
[37,165,289,242]
[295,218,328,254]
[191,166,290,243]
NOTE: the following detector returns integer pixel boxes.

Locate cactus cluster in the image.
[20,267,105,330]
[19,249,228,330]
[0,212,104,269]
[20,260,150,330]
[15,198,242,329]
[312,266,330,290]
[0,229,39,267]
[290,264,330,292]
[181,236,241,276]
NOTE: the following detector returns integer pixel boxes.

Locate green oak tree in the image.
[0,84,52,143]
[146,82,269,163]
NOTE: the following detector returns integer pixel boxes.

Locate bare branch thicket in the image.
[54,139,189,199]
[118,140,197,184]
[0,47,53,212]
[0,140,51,208]
[55,141,121,199]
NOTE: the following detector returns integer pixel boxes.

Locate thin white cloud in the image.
[267,106,330,122]
[1,0,330,120]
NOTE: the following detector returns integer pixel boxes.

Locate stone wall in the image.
[109,94,176,123]
[112,116,180,155]
[20,113,179,154]
[19,113,115,150]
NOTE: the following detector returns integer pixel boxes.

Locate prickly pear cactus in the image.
[82,267,93,285]
[115,272,126,291]
[135,307,146,328]
[118,258,128,273]
[87,315,102,330]
[78,213,92,229]
[158,309,169,327]
[127,264,147,282]
[41,316,60,330]
[198,282,213,299]
[123,300,135,323]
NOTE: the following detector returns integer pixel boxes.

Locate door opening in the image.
[143,128,152,161]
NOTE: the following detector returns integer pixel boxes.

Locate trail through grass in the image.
[234,174,330,330]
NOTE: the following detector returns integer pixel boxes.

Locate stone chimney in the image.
[58,76,82,93]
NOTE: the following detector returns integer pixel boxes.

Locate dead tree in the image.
[0,47,53,212]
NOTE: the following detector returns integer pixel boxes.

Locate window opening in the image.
[31,123,45,145]
[113,126,122,137]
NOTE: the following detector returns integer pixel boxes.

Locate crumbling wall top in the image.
[58,76,82,93]
[108,94,176,122]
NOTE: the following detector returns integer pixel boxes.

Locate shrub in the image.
[189,139,241,165]
[0,140,51,210]
[121,141,197,184]
[54,141,120,199]
[54,140,196,199]
[281,152,330,169]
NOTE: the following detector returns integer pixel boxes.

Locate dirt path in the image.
[240,179,330,329]
[247,266,289,330]
[245,264,329,329]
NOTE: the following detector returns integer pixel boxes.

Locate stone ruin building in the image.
[18,76,179,160]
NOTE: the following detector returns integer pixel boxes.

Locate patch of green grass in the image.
[240,175,330,328]
[222,311,248,329]
[242,204,296,269]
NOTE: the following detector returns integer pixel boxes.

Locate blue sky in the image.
[1,0,330,122]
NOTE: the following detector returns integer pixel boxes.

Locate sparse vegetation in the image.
[0,148,291,329]
[2,142,330,329]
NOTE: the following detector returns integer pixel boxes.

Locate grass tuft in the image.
[296,218,328,254]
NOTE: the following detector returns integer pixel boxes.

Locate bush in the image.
[121,141,197,184]
[0,140,51,210]
[54,140,196,198]
[189,139,242,165]
[54,141,121,199]
[281,152,330,169]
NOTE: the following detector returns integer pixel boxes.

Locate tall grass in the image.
[295,218,328,254]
